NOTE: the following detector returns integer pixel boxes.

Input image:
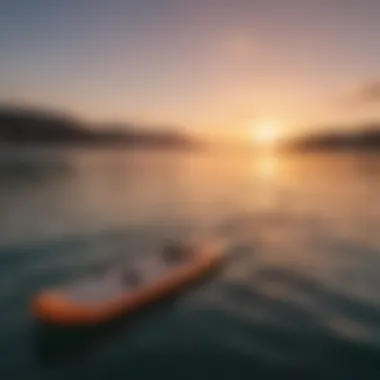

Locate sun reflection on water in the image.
[255,151,279,181]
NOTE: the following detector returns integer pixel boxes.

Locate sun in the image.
[251,122,280,147]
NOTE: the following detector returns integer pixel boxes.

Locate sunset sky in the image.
[1,0,380,139]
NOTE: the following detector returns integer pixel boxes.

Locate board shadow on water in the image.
[32,297,177,367]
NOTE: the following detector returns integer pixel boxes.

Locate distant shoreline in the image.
[283,128,380,153]
[1,104,380,153]
[0,105,198,150]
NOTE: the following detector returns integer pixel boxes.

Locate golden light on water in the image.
[256,152,279,179]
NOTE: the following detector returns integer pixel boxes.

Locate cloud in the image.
[342,79,380,108]
[356,80,380,103]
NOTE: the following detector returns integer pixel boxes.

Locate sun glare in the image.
[251,122,280,147]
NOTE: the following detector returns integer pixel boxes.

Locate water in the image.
[0,148,379,379]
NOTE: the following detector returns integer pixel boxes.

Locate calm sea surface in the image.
[0,148,379,379]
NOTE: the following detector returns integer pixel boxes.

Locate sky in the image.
[1,0,380,139]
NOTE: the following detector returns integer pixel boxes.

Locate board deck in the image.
[59,255,188,305]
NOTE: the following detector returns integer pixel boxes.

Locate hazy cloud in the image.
[343,79,380,107]
[357,80,380,103]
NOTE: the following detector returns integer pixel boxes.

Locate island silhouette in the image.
[284,125,380,152]
[0,105,196,149]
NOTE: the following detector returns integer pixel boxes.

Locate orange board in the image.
[31,240,225,326]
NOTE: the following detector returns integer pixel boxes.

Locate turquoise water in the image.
[0,149,380,379]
